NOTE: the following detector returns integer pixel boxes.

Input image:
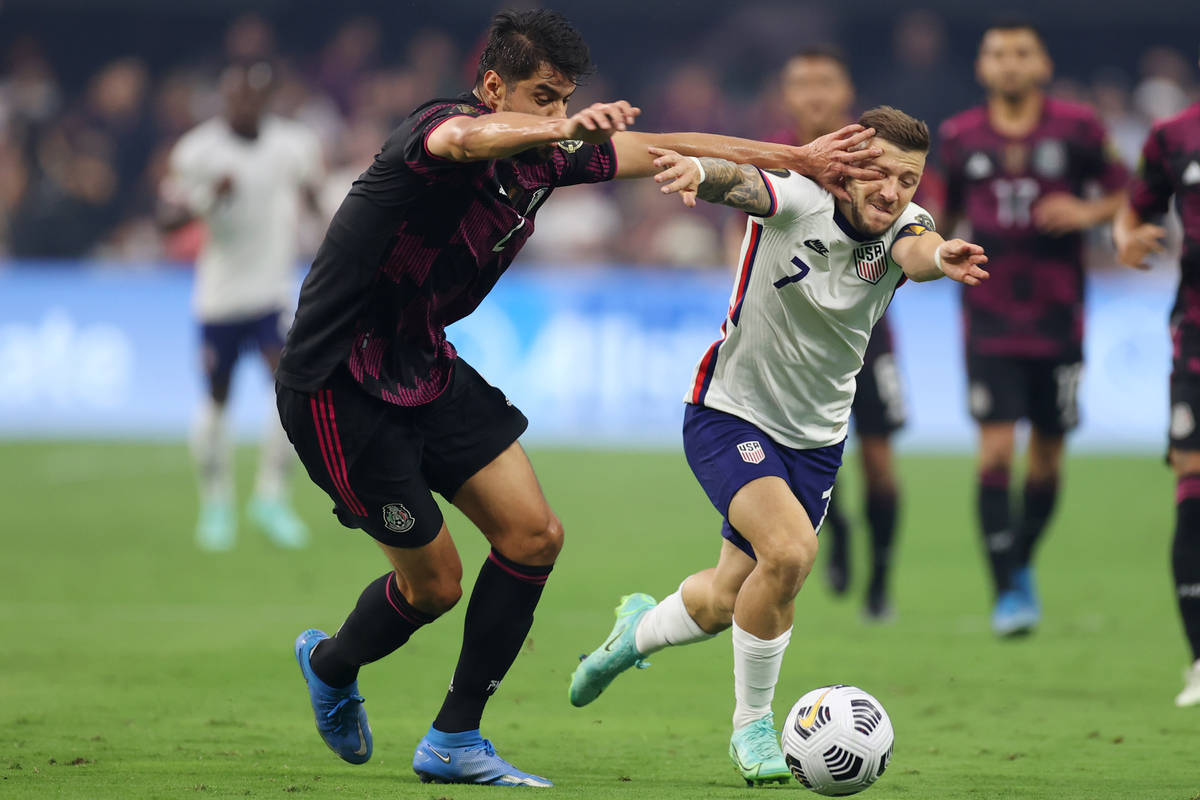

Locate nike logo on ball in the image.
[800,688,833,729]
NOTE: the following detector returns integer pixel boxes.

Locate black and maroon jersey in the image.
[940,98,1127,360]
[1130,103,1200,375]
[277,93,617,405]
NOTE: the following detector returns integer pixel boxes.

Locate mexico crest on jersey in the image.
[737,441,766,464]
[853,241,888,284]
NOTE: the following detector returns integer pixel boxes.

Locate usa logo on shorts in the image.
[737,441,765,464]
[853,241,888,284]
[382,503,416,534]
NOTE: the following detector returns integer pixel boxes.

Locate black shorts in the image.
[1170,371,1200,451]
[966,353,1083,435]
[276,359,528,548]
[852,340,907,437]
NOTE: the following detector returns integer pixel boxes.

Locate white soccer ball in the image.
[780,684,894,796]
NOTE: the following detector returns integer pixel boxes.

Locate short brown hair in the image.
[857,106,930,153]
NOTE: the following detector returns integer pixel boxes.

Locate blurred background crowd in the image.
[0,0,1196,269]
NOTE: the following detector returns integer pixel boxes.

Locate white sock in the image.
[634,587,715,655]
[255,412,294,502]
[731,621,792,731]
[191,398,233,506]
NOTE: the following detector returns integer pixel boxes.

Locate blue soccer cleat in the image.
[568,593,656,707]
[1010,565,1041,615]
[413,728,552,786]
[729,713,791,786]
[294,628,372,764]
[991,589,1038,637]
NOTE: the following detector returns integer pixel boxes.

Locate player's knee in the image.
[406,574,463,616]
[757,530,818,592]
[502,512,564,566]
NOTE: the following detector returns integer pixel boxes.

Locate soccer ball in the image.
[780,684,894,796]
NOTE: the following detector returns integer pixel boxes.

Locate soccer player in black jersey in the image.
[1115,73,1200,706]
[276,9,882,786]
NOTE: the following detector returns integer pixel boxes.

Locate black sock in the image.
[824,487,850,592]
[1175,477,1200,661]
[1014,477,1059,566]
[432,549,553,733]
[865,488,898,599]
[310,572,437,688]
[978,469,1014,595]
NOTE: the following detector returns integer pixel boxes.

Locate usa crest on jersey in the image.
[737,441,766,464]
[853,241,888,284]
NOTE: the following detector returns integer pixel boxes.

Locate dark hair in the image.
[788,44,850,76]
[857,106,930,153]
[982,18,1046,47]
[475,9,593,87]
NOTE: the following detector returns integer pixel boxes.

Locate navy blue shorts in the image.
[682,403,844,560]
[200,309,286,390]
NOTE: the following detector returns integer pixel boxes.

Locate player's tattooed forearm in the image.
[697,159,772,216]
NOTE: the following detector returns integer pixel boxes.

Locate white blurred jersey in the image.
[687,169,933,449]
[166,115,323,322]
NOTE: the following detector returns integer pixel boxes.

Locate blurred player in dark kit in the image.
[939,21,1127,636]
[1114,72,1200,706]
[276,9,883,786]
[769,46,912,620]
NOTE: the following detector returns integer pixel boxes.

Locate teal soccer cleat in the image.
[729,713,791,786]
[249,496,309,549]
[413,728,552,786]
[568,593,656,707]
[195,501,235,552]
[294,628,372,764]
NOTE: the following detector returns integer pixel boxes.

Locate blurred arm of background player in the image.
[1032,187,1126,236]
[425,98,884,200]
[1113,201,1167,270]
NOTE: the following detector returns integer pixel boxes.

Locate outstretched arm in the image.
[648,147,773,215]
[616,124,882,201]
[425,101,640,162]
[890,229,989,285]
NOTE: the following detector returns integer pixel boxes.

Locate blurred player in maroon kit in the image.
[940,21,1127,636]
[769,46,944,620]
[1114,70,1200,705]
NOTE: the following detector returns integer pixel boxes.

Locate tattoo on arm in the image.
[696,158,772,216]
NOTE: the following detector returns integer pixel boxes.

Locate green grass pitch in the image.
[1,441,1198,799]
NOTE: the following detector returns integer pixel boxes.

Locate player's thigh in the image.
[199,319,249,403]
[853,349,907,438]
[967,354,1026,426]
[1168,373,1200,472]
[452,441,562,565]
[376,524,464,615]
[416,360,556,562]
[253,309,287,372]
[977,422,1017,471]
[1028,359,1083,436]
[276,368,448,551]
[727,476,820,573]
[1026,428,1065,481]
[858,435,896,492]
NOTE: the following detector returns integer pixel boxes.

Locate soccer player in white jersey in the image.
[569,106,989,785]
[161,61,324,551]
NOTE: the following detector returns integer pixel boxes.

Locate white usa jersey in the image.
[165,115,323,322]
[687,169,933,449]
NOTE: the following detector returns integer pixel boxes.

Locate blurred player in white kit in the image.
[161,61,324,551]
